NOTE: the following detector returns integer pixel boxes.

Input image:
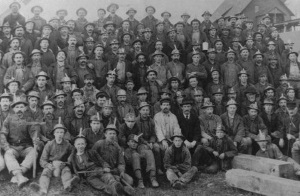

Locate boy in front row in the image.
[164,133,198,190]
[30,121,79,195]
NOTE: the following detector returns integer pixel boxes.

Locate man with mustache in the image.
[87,91,109,117]
[53,89,71,122]
[0,91,12,179]
[220,48,241,88]
[81,74,99,109]
[13,24,33,59]
[75,53,94,88]
[25,91,42,121]
[32,71,54,105]
[132,53,148,89]
[60,74,73,105]
[154,98,182,154]
[2,37,21,69]
[167,48,185,84]
[253,50,273,84]
[0,96,39,187]
[100,69,120,105]
[115,89,134,124]
[67,99,89,139]
[62,35,82,68]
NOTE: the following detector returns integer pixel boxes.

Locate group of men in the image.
[0,1,300,196]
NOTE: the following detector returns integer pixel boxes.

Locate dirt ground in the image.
[0,170,260,196]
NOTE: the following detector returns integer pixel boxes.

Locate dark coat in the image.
[176,112,201,143]
[220,113,245,143]
[164,144,192,173]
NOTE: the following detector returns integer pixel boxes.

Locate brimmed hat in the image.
[167,27,176,35]
[247,102,259,111]
[244,86,258,95]
[174,21,185,28]
[160,97,171,104]
[76,7,87,15]
[227,87,236,94]
[138,102,150,110]
[207,48,216,54]
[267,41,276,46]
[170,133,185,141]
[56,9,68,15]
[255,130,270,142]
[53,89,67,99]
[40,24,53,31]
[262,14,271,20]
[201,100,214,109]
[286,83,295,93]
[73,99,85,109]
[29,49,42,58]
[27,91,40,100]
[106,69,117,77]
[146,66,157,76]
[84,23,96,30]
[107,3,119,11]
[171,47,180,55]
[279,74,288,81]
[96,91,109,99]
[253,50,264,58]
[76,53,89,61]
[159,88,171,96]
[180,98,193,106]
[11,95,28,108]
[143,27,153,34]
[181,12,190,18]
[117,89,126,97]
[49,17,60,23]
[212,88,224,95]
[52,117,67,134]
[35,71,49,80]
[104,21,116,29]
[127,134,140,143]
[263,85,275,93]
[41,97,55,109]
[5,77,20,88]
[287,102,297,110]
[240,46,249,53]
[31,5,43,13]
[103,99,114,108]
[161,11,171,17]
[38,37,51,46]
[145,6,156,13]
[126,8,137,15]
[109,39,119,45]
[9,2,21,9]
[263,98,274,105]
[277,93,287,103]
[231,37,241,43]
[226,99,238,107]
[1,22,11,28]
[238,68,249,77]
[132,39,143,47]
[226,47,236,55]
[73,128,87,144]
[104,123,119,134]
[245,35,254,41]
[0,90,12,101]
[202,10,212,17]
[60,74,72,84]
[168,75,181,84]
[136,52,146,60]
[89,112,101,122]
[287,51,299,57]
[137,87,148,95]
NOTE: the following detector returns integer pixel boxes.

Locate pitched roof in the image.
[211,0,252,21]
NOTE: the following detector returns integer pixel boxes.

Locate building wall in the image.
[242,0,292,26]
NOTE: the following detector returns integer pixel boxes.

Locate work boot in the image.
[149,170,159,188]
[295,170,300,176]
[64,176,80,192]
[15,172,29,188]
[123,185,135,196]
[137,180,145,189]
[30,182,41,192]
[172,181,182,190]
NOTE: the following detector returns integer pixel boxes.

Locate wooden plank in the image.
[232,154,294,179]
[226,169,300,196]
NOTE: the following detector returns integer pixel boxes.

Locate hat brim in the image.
[201,105,215,109]
[41,103,56,109]
[11,101,28,108]
[138,104,151,110]
[104,127,119,134]
[104,23,116,29]
[6,80,21,88]
[170,135,185,141]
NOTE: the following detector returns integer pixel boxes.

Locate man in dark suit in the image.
[176,98,201,154]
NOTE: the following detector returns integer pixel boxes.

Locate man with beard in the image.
[221,99,248,153]
[220,48,241,88]
[104,39,119,65]
[233,69,256,104]
[253,50,273,84]
[111,48,133,88]
[82,23,98,43]
[199,100,222,146]
[83,37,96,58]
[164,28,184,62]
[81,74,99,109]
[3,2,25,28]
[167,48,185,84]
[56,9,68,26]
[48,50,78,89]
[161,11,173,33]
[276,74,289,99]
[203,48,220,86]
[56,25,69,50]
[150,51,169,87]
[240,86,260,116]
[97,31,110,52]
[206,68,225,100]
[132,53,148,89]
[268,55,283,88]
[141,6,158,33]
[32,71,54,104]
[87,91,109,116]
[25,91,42,121]
[176,98,201,154]
[2,31,18,69]
[27,49,49,78]
[13,24,33,59]
[103,21,117,43]
[149,40,169,65]
[66,19,83,46]
[263,41,282,67]
[62,36,82,68]
[75,53,94,88]
[253,31,267,54]
[115,89,135,124]
[0,96,39,187]
[243,102,267,155]
[36,36,56,67]
[4,51,35,92]
[100,69,120,105]
[275,94,289,122]
[53,90,71,122]
[67,99,89,139]
[190,19,208,47]
[154,98,182,153]
[237,46,255,84]
[104,3,123,28]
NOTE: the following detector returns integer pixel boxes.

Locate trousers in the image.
[166,166,198,185]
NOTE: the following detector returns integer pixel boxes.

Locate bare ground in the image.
[0,170,261,196]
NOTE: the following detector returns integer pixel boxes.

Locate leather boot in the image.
[39,175,50,194]
[137,180,145,189]
[64,176,80,191]
[149,170,159,188]
[15,172,29,188]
